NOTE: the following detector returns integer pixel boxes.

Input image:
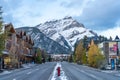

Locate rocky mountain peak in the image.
[35,17,97,51]
[63,16,73,20]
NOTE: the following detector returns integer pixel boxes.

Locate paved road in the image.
[62,62,119,80]
[0,62,119,80]
[0,62,56,80]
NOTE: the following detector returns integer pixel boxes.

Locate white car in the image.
[105,65,111,70]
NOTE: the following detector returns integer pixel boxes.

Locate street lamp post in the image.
[115,36,119,70]
[0,56,2,71]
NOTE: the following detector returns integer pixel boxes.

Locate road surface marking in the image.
[115,74,120,76]
[36,69,39,70]
[80,70,102,80]
[13,79,16,80]
[27,72,32,74]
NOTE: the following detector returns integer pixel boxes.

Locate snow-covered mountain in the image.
[36,16,97,51]
[16,27,71,54]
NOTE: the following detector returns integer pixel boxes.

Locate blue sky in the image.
[0,0,120,38]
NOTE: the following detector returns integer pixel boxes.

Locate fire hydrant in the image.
[57,67,60,76]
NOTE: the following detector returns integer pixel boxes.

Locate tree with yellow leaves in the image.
[88,40,105,68]
[74,40,87,64]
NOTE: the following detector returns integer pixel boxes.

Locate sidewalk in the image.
[0,63,38,75]
[72,62,120,76]
[101,70,120,76]
[22,63,38,68]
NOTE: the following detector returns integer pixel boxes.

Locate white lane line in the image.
[36,69,39,70]
[80,70,102,80]
[26,69,39,75]
[13,79,16,80]
[115,74,120,76]
[27,72,32,75]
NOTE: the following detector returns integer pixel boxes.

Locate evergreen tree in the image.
[47,55,52,62]
[83,35,88,48]
[109,36,112,41]
[41,50,47,63]
[0,6,6,70]
[68,54,73,62]
[73,42,77,62]
[36,49,42,64]
[99,35,102,42]
[0,6,4,56]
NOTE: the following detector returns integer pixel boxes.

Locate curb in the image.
[48,63,56,80]
[48,71,53,80]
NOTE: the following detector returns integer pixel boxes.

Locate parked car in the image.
[117,65,120,70]
[105,65,111,70]
[117,64,120,67]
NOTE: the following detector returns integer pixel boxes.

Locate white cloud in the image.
[97,26,120,39]
[3,0,9,2]
[7,0,92,27]
[2,0,120,30]
[116,20,120,26]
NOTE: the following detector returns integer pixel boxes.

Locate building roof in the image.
[5,23,16,33]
